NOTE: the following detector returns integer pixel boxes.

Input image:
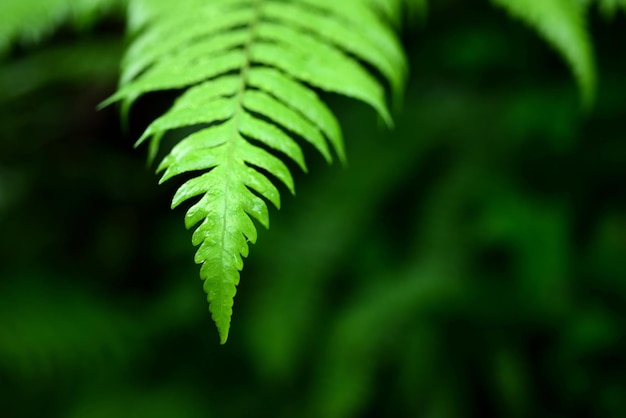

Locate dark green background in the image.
[1,2,625,417]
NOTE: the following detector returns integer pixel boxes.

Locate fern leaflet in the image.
[105,0,406,343]
[0,0,126,56]
[491,0,596,105]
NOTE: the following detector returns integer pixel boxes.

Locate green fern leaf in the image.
[0,0,126,56]
[107,0,405,343]
[491,0,596,106]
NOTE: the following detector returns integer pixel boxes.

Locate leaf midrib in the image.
[216,0,263,320]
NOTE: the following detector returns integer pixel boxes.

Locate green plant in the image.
[1,0,623,345]
[3,1,626,416]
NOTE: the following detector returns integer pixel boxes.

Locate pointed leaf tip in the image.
[115,0,404,343]
[218,327,229,345]
[491,0,597,107]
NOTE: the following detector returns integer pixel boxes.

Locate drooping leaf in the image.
[491,0,596,106]
[107,0,405,343]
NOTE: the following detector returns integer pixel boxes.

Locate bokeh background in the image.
[1,1,626,417]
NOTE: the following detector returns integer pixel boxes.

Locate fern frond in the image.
[491,0,596,106]
[108,0,405,343]
[0,0,126,56]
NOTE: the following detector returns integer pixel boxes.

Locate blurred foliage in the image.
[1,1,626,418]
[491,0,596,105]
[0,0,127,55]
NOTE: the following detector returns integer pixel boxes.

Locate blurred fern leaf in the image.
[491,0,596,105]
[106,0,405,343]
[0,0,126,56]
[597,0,626,16]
